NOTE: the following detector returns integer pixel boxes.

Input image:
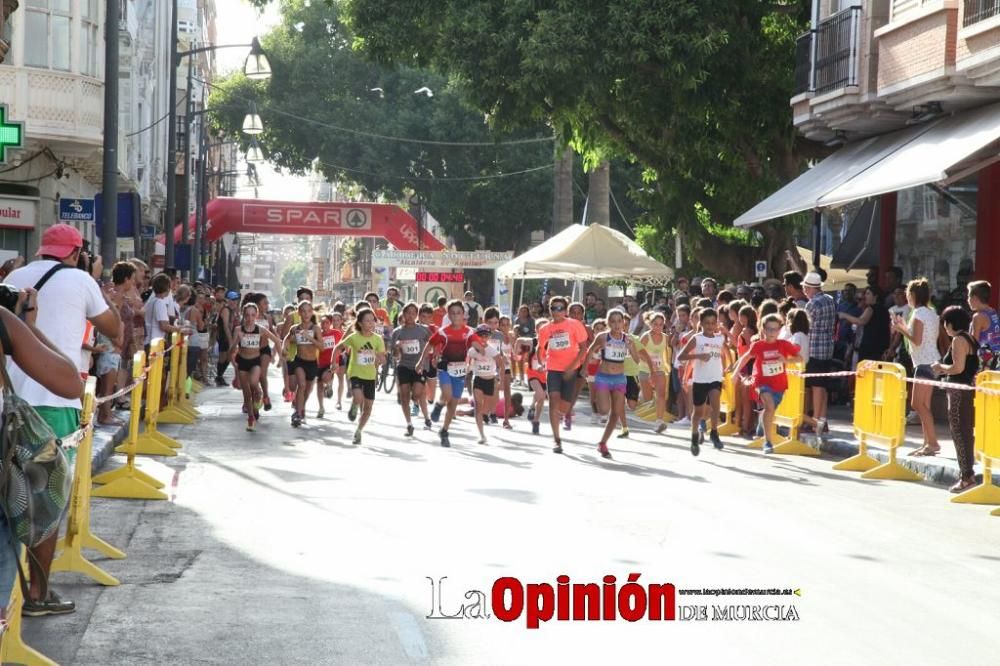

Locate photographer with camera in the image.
[3,224,121,616]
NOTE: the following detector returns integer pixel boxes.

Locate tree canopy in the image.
[209,0,556,253]
[340,0,818,277]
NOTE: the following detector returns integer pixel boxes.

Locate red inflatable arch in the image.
[164,197,445,251]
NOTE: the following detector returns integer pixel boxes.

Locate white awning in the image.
[734,101,1000,227]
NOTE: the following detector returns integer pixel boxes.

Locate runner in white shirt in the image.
[468,324,502,444]
[677,309,730,456]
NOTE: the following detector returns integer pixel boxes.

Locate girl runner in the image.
[279,304,297,402]
[519,319,548,435]
[417,303,438,429]
[587,309,641,459]
[469,324,503,444]
[618,313,642,439]
[536,297,590,454]
[391,302,432,437]
[480,308,509,427]
[316,314,344,419]
[669,304,693,425]
[735,304,759,437]
[229,303,283,431]
[250,293,276,411]
[332,309,386,444]
[639,312,672,433]
[418,299,487,448]
[586,319,608,423]
[677,309,729,456]
[496,315,517,429]
[285,301,323,427]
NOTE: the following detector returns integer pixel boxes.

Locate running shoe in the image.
[317,408,325,419]
[527,406,535,422]
[325,385,334,399]
[489,414,498,426]
[348,402,358,422]
[617,428,630,439]
[532,422,540,435]
[763,442,774,455]
[353,430,362,445]
[263,397,272,411]
[674,416,691,427]
[411,403,420,417]
[440,430,451,448]
[478,436,488,445]
[337,402,342,410]
[710,429,723,450]
[291,413,301,427]
[553,442,563,454]
[406,424,414,437]
[655,421,667,434]
[598,442,612,459]
[424,418,433,430]
[246,418,256,432]
[690,432,701,456]
[431,403,443,423]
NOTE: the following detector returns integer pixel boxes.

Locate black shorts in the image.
[286,360,296,375]
[625,376,640,402]
[261,346,272,358]
[473,376,496,397]
[351,377,377,401]
[295,359,320,381]
[424,364,438,379]
[693,381,723,407]
[236,355,261,373]
[805,358,833,389]
[397,365,426,386]
[546,370,576,403]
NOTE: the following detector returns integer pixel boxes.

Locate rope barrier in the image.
[789,368,1000,397]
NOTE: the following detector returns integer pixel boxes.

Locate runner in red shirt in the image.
[728,313,802,454]
[536,296,590,453]
[317,313,344,418]
[417,299,486,448]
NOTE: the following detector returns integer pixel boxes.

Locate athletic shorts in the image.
[441,372,467,399]
[594,372,627,394]
[625,376,640,402]
[261,346,272,358]
[424,364,438,379]
[528,377,547,393]
[758,385,784,408]
[546,370,577,403]
[693,381,723,407]
[473,376,496,397]
[805,358,834,389]
[351,377,377,401]
[286,360,296,375]
[236,355,261,373]
[296,359,320,382]
[397,365,426,386]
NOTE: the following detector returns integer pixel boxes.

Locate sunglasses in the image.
[550,305,566,312]
[764,326,781,333]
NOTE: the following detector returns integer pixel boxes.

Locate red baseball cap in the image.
[36,224,83,258]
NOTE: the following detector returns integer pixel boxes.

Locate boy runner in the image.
[536,296,590,454]
[391,302,432,437]
[677,309,729,456]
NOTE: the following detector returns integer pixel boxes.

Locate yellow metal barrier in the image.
[951,371,1000,508]
[746,362,818,456]
[51,379,125,586]
[158,332,198,424]
[716,372,740,436]
[845,361,921,481]
[130,338,181,454]
[92,351,168,500]
[177,334,200,417]
[1,552,57,666]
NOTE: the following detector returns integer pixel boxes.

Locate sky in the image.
[212,0,313,201]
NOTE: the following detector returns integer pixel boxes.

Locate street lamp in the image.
[163,13,271,274]
[242,102,264,135]
[246,137,265,163]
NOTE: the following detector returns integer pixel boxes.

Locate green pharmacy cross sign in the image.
[0,104,25,165]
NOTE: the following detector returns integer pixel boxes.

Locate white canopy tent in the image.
[496,223,674,285]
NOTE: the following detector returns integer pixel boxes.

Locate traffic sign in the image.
[754,260,768,279]
[58,198,95,223]
[0,104,25,164]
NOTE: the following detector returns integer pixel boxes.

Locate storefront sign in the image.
[58,198,95,223]
[372,250,512,269]
[416,271,464,283]
[0,197,36,229]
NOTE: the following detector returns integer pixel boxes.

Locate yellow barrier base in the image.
[951,483,1000,505]
[716,417,740,437]
[833,451,881,472]
[130,431,179,456]
[52,532,123,587]
[191,379,204,393]
[747,436,764,451]
[861,460,923,481]
[92,469,168,500]
[157,406,195,424]
[989,506,1000,517]
[772,437,821,457]
[1,561,58,666]
[93,464,165,489]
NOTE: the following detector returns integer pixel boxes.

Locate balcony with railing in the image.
[815,6,862,93]
[957,0,1000,86]
[963,0,1000,26]
[793,31,814,95]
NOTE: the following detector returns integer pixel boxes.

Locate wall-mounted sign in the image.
[0,197,36,229]
[0,104,25,164]
[58,198,95,223]
[372,250,512,269]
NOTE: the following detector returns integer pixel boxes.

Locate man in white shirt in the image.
[5,224,121,617]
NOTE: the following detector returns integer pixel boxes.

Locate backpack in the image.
[466,303,480,328]
[0,322,71,548]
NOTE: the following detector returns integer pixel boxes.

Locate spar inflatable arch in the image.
[164,197,446,251]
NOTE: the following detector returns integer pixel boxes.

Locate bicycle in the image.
[379,353,397,393]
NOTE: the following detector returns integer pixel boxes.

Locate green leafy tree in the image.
[338,0,819,279]
[280,259,308,305]
[210,0,554,254]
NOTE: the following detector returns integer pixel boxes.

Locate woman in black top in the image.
[932,306,980,493]
[514,304,535,385]
[840,286,890,363]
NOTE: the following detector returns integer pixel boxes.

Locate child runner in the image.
[316,314,344,418]
[536,296,590,454]
[677,308,729,456]
[285,301,323,427]
[250,292,277,411]
[639,312,671,433]
[587,309,641,458]
[587,319,608,424]
[391,302,432,437]
[619,313,642,439]
[519,319,548,435]
[727,313,802,454]
[561,301,593,431]
[481,308,508,426]
[279,304,297,402]
[496,314,517,429]
[469,324,503,444]
[229,303,283,431]
[419,299,487,447]
[417,303,438,429]
[332,309,386,444]
[670,304,693,425]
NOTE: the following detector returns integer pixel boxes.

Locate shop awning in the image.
[734,101,1000,227]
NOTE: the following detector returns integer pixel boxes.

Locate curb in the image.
[90,422,129,473]
[816,435,973,489]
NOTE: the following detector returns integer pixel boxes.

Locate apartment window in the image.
[891,0,934,21]
[964,0,1000,26]
[24,0,72,71]
[81,0,99,77]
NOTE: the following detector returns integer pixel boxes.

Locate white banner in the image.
[0,197,36,229]
[372,249,513,269]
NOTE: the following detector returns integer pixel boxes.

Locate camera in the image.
[0,283,21,312]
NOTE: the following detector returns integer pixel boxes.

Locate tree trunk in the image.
[552,147,574,232]
[587,160,610,226]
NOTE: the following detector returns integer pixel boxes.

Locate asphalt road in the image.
[23,374,1000,665]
